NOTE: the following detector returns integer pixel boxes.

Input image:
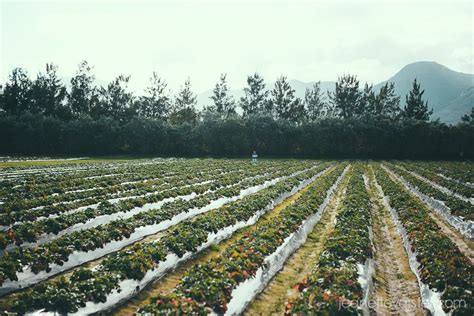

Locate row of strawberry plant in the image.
[0,174,209,226]
[423,161,473,185]
[387,163,473,220]
[136,164,345,315]
[0,163,276,239]
[0,160,244,214]
[399,162,473,199]
[0,159,181,199]
[374,164,473,315]
[286,164,373,315]
[0,159,208,199]
[1,165,146,197]
[5,163,333,314]
[0,163,282,249]
[0,158,215,192]
[438,161,474,185]
[0,161,268,225]
[9,159,269,206]
[0,162,320,289]
[0,158,247,212]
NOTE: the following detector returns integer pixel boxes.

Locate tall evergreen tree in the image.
[270,76,305,122]
[402,79,432,121]
[359,82,400,119]
[69,61,97,117]
[96,75,134,121]
[137,72,170,119]
[0,68,32,115]
[209,74,236,119]
[240,73,269,117]
[360,83,376,117]
[328,75,362,119]
[375,82,400,119]
[170,78,198,124]
[30,63,68,118]
[305,82,327,121]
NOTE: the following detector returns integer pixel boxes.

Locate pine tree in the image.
[170,78,198,124]
[0,68,32,115]
[69,61,97,117]
[209,74,236,119]
[328,75,362,119]
[240,73,269,117]
[30,63,68,118]
[402,79,432,121]
[361,83,376,117]
[271,76,305,122]
[375,82,400,119]
[359,82,400,119]
[138,72,170,119]
[304,82,326,121]
[96,75,134,121]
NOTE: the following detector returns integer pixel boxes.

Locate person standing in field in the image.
[252,150,258,163]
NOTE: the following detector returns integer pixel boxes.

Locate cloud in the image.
[1,0,472,92]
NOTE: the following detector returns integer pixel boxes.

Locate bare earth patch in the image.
[368,165,425,316]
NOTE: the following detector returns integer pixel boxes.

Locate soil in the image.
[367,165,425,316]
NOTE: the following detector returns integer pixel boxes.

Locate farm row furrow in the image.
[0,162,321,294]
[244,163,352,315]
[0,164,281,248]
[398,162,473,199]
[3,163,335,314]
[373,164,473,315]
[135,163,347,315]
[418,161,473,186]
[0,158,246,205]
[0,160,243,215]
[383,164,474,239]
[0,161,168,195]
[1,159,472,316]
[366,164,424,315]
[0,160,220,207]
[285,164,374,315]
[0,163,258,226]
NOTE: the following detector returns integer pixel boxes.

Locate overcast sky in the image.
[1,0,472,93]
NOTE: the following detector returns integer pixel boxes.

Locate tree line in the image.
[0,62,472,159]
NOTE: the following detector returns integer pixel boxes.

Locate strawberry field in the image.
[0,158,472,315]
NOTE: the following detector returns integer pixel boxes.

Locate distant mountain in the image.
[197,61,473,123]
[374,61,473,123]
[436,86,474,124]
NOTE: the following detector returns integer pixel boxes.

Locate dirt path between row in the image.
[111,166,339,315]
[367,166,425,316]
[0,168,305,308]
[399,165,472,203]
[383,165,474,264]
[243,166,352,315]
[427,213,474,264]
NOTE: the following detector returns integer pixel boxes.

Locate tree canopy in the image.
[0,61,471,159]
[240,73,270,117]
[208,74,236,120]
[402,78,433,121]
